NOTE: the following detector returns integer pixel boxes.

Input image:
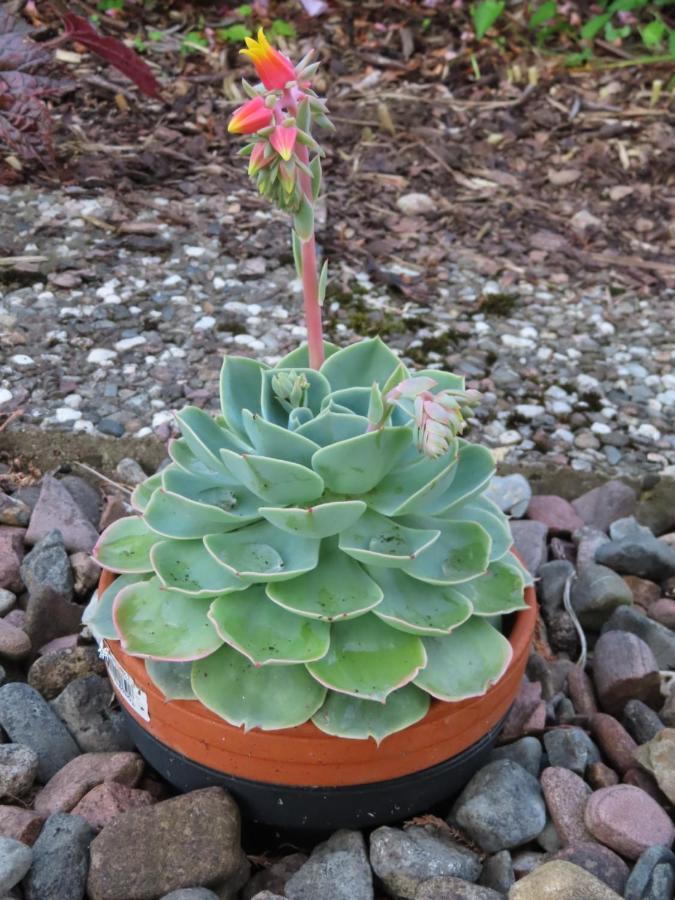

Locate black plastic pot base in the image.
[122,710,504,834]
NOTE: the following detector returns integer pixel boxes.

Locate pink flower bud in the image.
[228,96,274,135]
[270,125,298,161]
[240,28,297,91]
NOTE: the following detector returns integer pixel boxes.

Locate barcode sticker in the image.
[100,643,150,722]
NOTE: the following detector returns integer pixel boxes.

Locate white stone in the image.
[87,348,117,364]
[185,245,206,257]
[10,354,34,367]
[233,334,265,351]
[576,373,601,392]
[55,407,82,423]
[64,394,82,409]
[636,423,661,441]
[537,347,552,361]
[552,428,574,444]
[163,274,182,286]
[114,336,147,352]
[152,410,174,428]
[499,430,523,446]
[194,316,216,331]
[73,419,96,434]
[550,401,572,416]
[0,388,12,405]
[591,422,611,435]
[396,192,436,216]
[501,334,534,350]
[134,427,153,438]
[212,276,226,290]
[514,404,544,419]
[657,390,675,407]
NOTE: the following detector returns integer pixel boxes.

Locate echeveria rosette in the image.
[92,338,531,743]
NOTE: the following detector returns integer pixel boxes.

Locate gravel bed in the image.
[1,184,674,481]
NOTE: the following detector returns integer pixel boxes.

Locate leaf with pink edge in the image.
[94,516,159,574]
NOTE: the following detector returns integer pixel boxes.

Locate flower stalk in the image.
[228,29,333,370]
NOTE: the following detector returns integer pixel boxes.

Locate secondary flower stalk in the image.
[228,29,333,370]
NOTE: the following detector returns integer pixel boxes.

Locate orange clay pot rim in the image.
[98,560,536,733]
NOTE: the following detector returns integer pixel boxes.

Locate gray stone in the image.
[575,527,611,571]
[646,864,675,900]
[0,683,79,782]
[623,699,665,745]
[286,830,373,900]
[592,630,662,716]
[609,517,652,541]
[624,846,675,900]
[572,481,637,533]
[479,851,514,894]
[414,877,503,899]
[543,727,600,775]
[115,459,147,486]
[50,676,133,753]
[0,745,39,798]
[161,891,220,900]
[596,535,675,582]
[484,474,532,518]
[602,606,675,669]
[369,826,481,899]
[20,531,81,652]
[0,591,16,616]
[60,476,102,528]
[0,837,32,893]
[509,520,548,576]
[571,563,633,630]
[449,760,546,853]
[490,737,542,777]
[23,813,94,900]
[537,819,563,853]
[25,476,98,554]
[537,561,574,618]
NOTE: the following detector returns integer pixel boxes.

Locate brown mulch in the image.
[8,3,675,293]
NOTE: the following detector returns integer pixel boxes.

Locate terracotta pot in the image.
[98,567,536,803]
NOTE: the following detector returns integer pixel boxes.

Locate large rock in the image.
[0,836,32,893]
[542,727,599,776]
[484,474,532,518]
[572,481,637,533]
[571,564,633,630]
[414,877,502,899]
[60,475,103,528]
[369,825,481,899]
[490,737,542,777]
[87,787,247,900]
[540,767,593,845]
[584,785,675,860]
[34,751,144,815]
[28,646,105,700]
[0,806,45,845]
[20,530,81,651]
[449,760,546,853]
[589,713,638,775]
[285,830,373,900]
[23,812,94,900]
[633,728,675,804]
[50,675,133,753]
[527,496,584,534]
[596,534,675,582]
[0,526,25,593]
[71,781,155,831]
[509,521,548,576]
[622,698,665,745]
[623,845,675,900]
[0,744,39,799]
[25,476,99,554]
[479,851,514,894]
[537,561,574,619]
[602,606,675,669]
[552,843,629,895]
[508,860,622,899]
[0,683,79,782]
[592,630,661,715]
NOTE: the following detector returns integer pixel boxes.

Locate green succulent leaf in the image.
[219,450,325,506]
[306,614,426,701]
[145,489,260,539]
[414,618,512,701]
[275,341,340,368]
[204,521,320,583]
[494,550,535,587]
[85,573,151,640]
[366,567,473,635]
[145,659,196,700]
[114,577,223,661]
[364,449,459,517]
[319,337,402,392]
[220,356,269,437]
[415,369,465,392]
[267,537,383,620]
[209,585,330,664]
[296,410,369,446]
[439,496,512,561]
[428,443,496,513]
[177,406,250,470]
[261,368,330,426]
[94,516,159,574]
[456,559,528,616]
[312,684,430,742]
[312,426,411,494]
[287,406,314,430]
[324,387,372,418]
[192,645,327,730]
[258,500,367,538]
[339,509,440,569]
[151,540,245,596]
[169,438,224,477]
[131,474,162,513]
[242,410,319,466]
[162,465,234,500]
[401,519,491,585]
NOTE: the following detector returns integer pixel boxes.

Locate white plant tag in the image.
[100,643,150,722]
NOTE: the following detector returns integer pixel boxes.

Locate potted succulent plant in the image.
[89,29,537,831]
